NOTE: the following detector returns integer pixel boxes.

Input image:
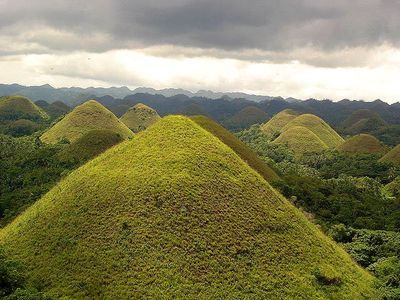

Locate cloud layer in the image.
[0,0,400,102]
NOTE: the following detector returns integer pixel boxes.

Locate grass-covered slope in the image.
[0,96,49,121]
[226,106,269,130]
[380,144,400,166]
[0,116,375,299]
[273,126,329,158]
[120,103,160,133]
[282,114,344,148]
[260,109,299,138]
[338,134,387,155]
[342,109,386,134]
[40,100,133,144]
[58,129,125,163]
[191,115,279,182]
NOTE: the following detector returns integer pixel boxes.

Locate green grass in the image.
[338,134,388,155]
[0,116,376,299]
[273,125,329,158]
[0,96,49,121]
[342,109,386,134]
[40,100,134,144]
[191,115,279,182]
[226,106,269,129]
[58,129,125,164]
[380,144,400,166]
[120,103,161,133]
[260,109,299,138]
[282,114,344,148]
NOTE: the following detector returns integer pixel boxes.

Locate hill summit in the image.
[0,116,375,299]
[338,134,387,154]
[40,100,134,144]
[341,109,386,134]
[0,95,49,121]
[380,144,400,166]
[120,103,161,133]
[260,109,299,138]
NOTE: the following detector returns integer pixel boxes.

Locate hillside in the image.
[282,114,344,148]
[337,134,387,155]
[0,116,375,299]
[226,106,269,130]
[342,109,386,134]
[120,103,160,133]
[273,126,329,157]
[0,96,49,121]
[58,130,125,163]
[260,109,299,138]
[380,144,400,166]
[40,100,134,144]
[43,101,71,119]
[190,115,279,182]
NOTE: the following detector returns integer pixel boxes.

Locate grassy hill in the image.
[260,109,299,138]
[273,126,329,158]
[58,129,125,163]
[337,134,388,155]
[191,115,279,182]
[380,144,400,166]
[342,109,386,134]
[120,103,161,133]
[0,96,49,121]
[0,116,376,299]
[282,114,344,149]
[40,100,134,144]
[226,106,269,130]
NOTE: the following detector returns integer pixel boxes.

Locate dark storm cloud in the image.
[1,0,400,56]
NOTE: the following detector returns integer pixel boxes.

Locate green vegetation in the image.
[281,114,344,149]
[224,106,269,130]
[338,134,388,155]
[380,145,400,166]
[43,101,71,119]
[373,125,400,147]
[120,103,161,133]
[342,109,386,135]
[0,116,375,299]
[40,100,134,144]
[191,115,279,182]
[58,129,125,164]
[4,119,40,137]
[0,96,49,122]
[273,126,329,158]
[260,108,299,138]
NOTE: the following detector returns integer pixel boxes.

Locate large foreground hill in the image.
[0,116,375,299]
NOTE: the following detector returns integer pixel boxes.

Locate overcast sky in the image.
[1,0,400,102]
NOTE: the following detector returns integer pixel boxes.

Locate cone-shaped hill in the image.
[40,100,134,144]
[227,106,269,129]
[120,103,161,133]
[273,126,329,158]
[342,109,386,134]
[190,115,279,182]
[380,144,400,166]
[0,116,375,299]
[281,114,344,149]
[260,109,299,138]
[58,129,125,163]
[0,96,49,121]
[337,134,387,155]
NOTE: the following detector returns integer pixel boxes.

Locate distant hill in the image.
[58,129,125,163]
[0,115,375,298]
[273,126,329,158]
[36,100,71,119]
[338,134,387,155]
[0,96,49,121]
[281,114,344,149]
[191,115,279,182]
[341,109,386,134]
[224,106,269,130]
[40,100,133,144]
[260,109,300,138]
[120,103,160,133]
[380,144,400,166]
